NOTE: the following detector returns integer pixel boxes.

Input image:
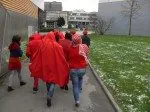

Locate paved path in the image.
[0,60,115,112]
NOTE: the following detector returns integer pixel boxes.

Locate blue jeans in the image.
[70,68,86,102]
[46,83,55,99]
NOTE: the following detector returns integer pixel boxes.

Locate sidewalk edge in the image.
[88,62,122,112]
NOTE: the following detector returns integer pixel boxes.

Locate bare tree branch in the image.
[91,16,115,35]
[121,0,143,36]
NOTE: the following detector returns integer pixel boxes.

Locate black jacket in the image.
[81,35,90,47]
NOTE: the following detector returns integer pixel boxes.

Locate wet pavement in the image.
[0,60,115,112]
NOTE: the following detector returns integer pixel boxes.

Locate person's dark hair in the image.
[12,35,21,45]
[65,32,72,41]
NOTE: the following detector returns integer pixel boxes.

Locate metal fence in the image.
[0,3,38,77]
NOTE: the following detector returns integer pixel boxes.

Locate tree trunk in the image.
[129,16,132,36]
[129,1,134,36]
[100,31,104,35]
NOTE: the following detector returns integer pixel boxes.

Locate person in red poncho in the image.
[67,34,89,107]
[59,31,72,61]
[59,31,72,90]
[53,29,60,42]
[29,32,69,107]
[53,29,65,43]
[59,31,65,40]
[8,35,26,92]
[26,33,41,93]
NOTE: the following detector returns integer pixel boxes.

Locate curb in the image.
[88,62,122,112]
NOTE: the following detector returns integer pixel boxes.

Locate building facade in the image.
[98,0,150,36]
[38,8,46,29]
[0,0,43,76]
[44,1,62,11]
[46,11,68,28]
[68,10,97,29]
[44,1,67,28]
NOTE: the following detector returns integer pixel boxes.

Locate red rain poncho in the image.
[29,32,69,86]
[26,33,41,59]
[59,39,72,61]
[28,33,41,41]
[59,31,65,40]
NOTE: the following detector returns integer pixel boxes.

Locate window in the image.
[72,13,77,16]
[89,14,97,16]
[80,13,87,16]
[70,17,74,20]
[76,17,82,20]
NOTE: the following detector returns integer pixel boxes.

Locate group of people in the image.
[7,28,91,107]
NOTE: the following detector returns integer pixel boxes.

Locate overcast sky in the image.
[44,0,123,12]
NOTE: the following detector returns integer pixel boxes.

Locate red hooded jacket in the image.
[29,32,69,86]
[26,33,41,62]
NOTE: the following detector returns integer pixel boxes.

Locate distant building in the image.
[88,12,98,27]
[38,8,46,29]
[98,0,150,36]
[68,10,98,29]
[44,1,62,11]
[46,11,68,28]
[44,1,64,28]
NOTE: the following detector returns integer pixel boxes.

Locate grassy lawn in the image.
[89,34,150,112]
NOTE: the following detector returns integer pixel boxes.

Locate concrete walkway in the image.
[0,60,115,112]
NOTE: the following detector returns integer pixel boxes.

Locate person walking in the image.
[7,35,26,92]
[29,32,69,107]
[81,30,90,47]
[59,32,72,90]
[26,33,41,93]
[67,34,89,107]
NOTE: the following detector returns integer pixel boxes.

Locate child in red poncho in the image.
[59,32,72,90]
[29,32,69,107]
[8,35,26,92]
[26,33,41,93]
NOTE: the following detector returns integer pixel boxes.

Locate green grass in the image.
[89,34,150,112]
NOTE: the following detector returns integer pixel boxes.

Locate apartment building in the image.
[44,1,62,11]
[68,10,97,29]
[46,11,68,28]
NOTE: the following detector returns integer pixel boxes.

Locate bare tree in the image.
[93,16,115,35]
[121,0,142,36]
